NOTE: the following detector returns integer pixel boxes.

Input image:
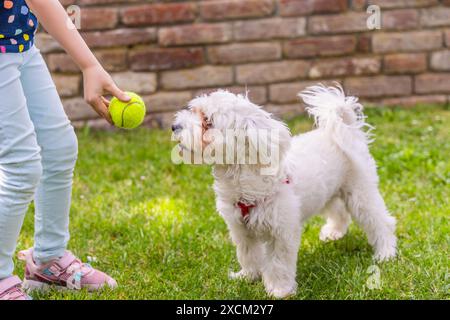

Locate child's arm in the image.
[26,0,130,124]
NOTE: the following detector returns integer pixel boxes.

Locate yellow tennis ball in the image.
[109,92,146,129]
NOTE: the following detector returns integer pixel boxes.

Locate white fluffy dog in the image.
[172,85,397,298]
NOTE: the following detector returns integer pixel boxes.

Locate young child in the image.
[0,0,130,299]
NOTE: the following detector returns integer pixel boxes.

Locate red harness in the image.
[236,177,291,221]
[236,202,256,220]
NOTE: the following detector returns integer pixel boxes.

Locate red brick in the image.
[200,0,274,21]
[357,34,371,53]
[94,49,128,72]
[143,112,180,129]
[111,72,157,95]
[63,98,98,121]
[283,35,357,58]
[420,7,450,27]
[208,42,281,64]
[130,47,204,71]
[47,50,126,73]
[80,8,118,31]
[279,0,347,16]
[430,50,450,71]
[266,104,306,119]
[384,53,427,74]
[372,31,442,53]
[415,74,450,94]
[121,3,196,26]
[46,53,79,73]
[142,92,193,113]
[270,80,340,104]
[60,0,77,5]
[78,0,140,5]
[382,9,419,30]
[159,23,232,46]
[52,74,81,97]
[234,18,306,41]
[81,28,156,48]
[308,12,368,34]
[161,66,233,90]
[368,0,438,8]
[309,57,380,78]
[270,82,307,104]
[351,0,367,10]
[379,95,447,107]
[194,86,267,105]
[34,33,62,54]
[344,76,412,98]
[237,61,310,85]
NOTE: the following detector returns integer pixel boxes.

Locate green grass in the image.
[16,105,449,300]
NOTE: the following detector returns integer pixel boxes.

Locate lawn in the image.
[16,105,449,300]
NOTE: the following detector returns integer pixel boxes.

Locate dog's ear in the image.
[243,118,259,165]
[274,118,292,161]
[238,115,291,167]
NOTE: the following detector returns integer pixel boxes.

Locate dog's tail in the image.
[299,83,373,142]
[299,84,374,166]
[299,84,368,130]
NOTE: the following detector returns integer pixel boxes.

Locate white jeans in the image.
[0,46,78,279]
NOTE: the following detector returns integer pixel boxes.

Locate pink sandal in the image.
[18,249,117,292]
[0,276,31,300]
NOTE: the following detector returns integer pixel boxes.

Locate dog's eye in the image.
[203,117,213,129]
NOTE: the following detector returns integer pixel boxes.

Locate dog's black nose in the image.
[172,124,182,132]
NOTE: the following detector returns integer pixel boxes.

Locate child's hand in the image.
[82,65,130,124]
[26,0,130,124]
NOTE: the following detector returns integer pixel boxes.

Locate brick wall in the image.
[36,0,450,129]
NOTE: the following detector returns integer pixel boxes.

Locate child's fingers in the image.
[91,97,113,125]
[106,83,131,102]
[101,96,111,106]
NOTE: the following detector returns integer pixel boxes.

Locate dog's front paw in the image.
[373,235,397,262]
[266,284,297,299]
[319,224,347,241]
[229,270,260,282]
[374,245,397,262]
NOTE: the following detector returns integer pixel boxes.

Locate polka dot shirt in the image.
[0,0,38,53]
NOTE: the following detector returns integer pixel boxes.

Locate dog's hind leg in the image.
[344,179,397,262]
[228,223,264,282]
[320,197,351,241]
